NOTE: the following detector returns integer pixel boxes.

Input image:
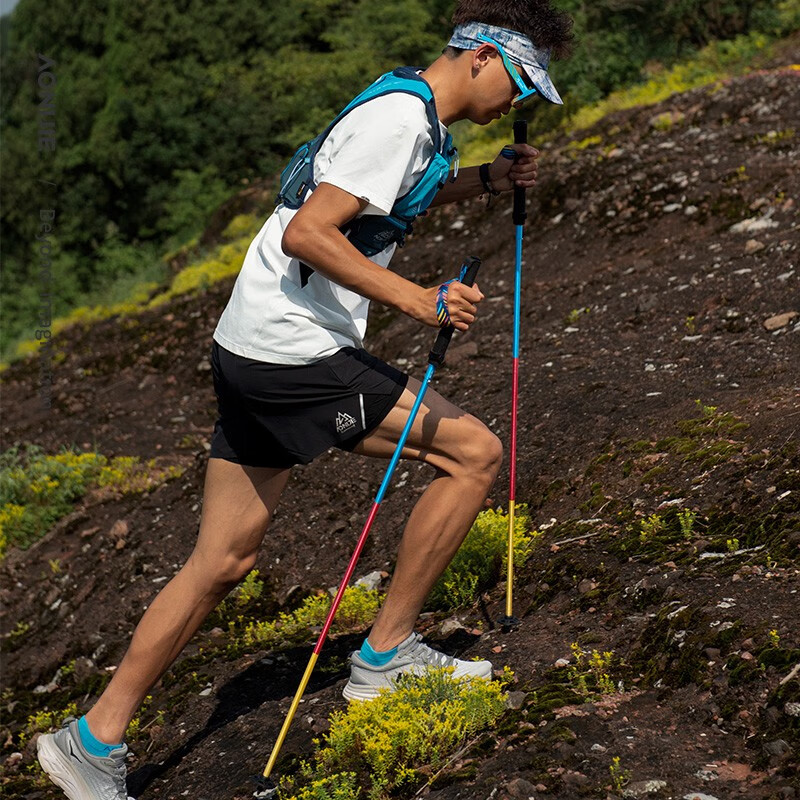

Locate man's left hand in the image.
[488,143,539,192]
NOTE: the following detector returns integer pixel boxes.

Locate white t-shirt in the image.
[213,90,448,364]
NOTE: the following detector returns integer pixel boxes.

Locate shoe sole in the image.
[342,680,382,701]
[37,734,95,800]
[342,666,493,702]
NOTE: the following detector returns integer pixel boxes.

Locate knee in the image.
[201,551,259,593]
[459,421,503,483]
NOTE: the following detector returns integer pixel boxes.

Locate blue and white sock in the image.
[359,638,398,666]
[77,716,123,757]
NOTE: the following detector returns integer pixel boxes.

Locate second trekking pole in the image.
[255,255,482,798]
[498,119,527,630]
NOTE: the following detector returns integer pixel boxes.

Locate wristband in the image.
[479,162,500,196]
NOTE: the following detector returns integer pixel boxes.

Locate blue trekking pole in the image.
[498,119,527,630]
[256,256,481,797]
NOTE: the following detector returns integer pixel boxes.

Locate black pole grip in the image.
[512,119,527,226]
[428,256,481,367]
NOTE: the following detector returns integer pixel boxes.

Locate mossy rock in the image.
[708,620,744,652]
[758,647,800,671]
[726,655,762,687]
[526,682,586,717]
[429,762,478,789]
[628,604,707,688]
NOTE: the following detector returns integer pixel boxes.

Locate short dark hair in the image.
[451,0,575,60]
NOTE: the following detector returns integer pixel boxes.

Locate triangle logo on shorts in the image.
[335,411,357,435]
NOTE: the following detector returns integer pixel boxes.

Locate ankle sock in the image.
[77,716,123,757]
[359,638,398,666]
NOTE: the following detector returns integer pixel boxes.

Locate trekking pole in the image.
[498,119,527,631]
[255,256,482,798]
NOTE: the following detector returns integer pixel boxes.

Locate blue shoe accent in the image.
[77,716,123,758]
[359,638,398,666]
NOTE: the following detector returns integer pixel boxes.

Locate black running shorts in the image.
[208,340,409,469]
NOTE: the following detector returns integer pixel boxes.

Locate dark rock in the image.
[562,770,590,786]
[72,657,95,683]
[764,738,791,757]
[506,777,538,798]
[764,707,783,726]
[554,741,576,759]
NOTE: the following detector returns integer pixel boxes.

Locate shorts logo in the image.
[335,411,357,435]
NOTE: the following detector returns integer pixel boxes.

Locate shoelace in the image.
[108,752,129,800]
[406,633,457,667]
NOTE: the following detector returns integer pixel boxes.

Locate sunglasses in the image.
[475,33,539,109]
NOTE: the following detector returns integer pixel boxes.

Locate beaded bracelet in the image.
[436,279,456,328]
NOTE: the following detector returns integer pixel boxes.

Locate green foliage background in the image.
[1,0,795,361]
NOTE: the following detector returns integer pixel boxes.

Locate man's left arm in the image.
[429,143,539,206]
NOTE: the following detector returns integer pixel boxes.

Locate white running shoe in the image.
[36,718,132,800]
[342,631,493,701]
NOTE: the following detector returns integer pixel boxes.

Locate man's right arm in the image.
[281,182,482,332]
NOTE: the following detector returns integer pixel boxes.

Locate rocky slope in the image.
[2,56,799,800]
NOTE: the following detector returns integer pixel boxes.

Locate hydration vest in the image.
[276,66,458,259]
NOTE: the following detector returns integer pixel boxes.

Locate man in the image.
[37,2,573,797]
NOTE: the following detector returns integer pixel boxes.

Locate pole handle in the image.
[428,256,481,366]
[512,119,527,226]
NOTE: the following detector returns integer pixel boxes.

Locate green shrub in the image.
[237,585,382,648]
[0,444,185,559]
[222,213,263,241]
[235,569,265,606]
[5,235,249,366]
[18,703,78,747]
[282,773,361,800]
[426,506,538,611]
[280,667,508,800]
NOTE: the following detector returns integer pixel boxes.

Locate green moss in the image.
[752,128,796,148]
[641,465,667,483]
[758,647,800,671]
[580,482,614,512]
[525,682,587,719]
[710,190,751,222]
[628,604,707,689]
[726,655,762,687]
[709,620,744,652]
[545,721,578,743]
[566,134,602,151]
[584,451,617,478]
[429,762,478,789]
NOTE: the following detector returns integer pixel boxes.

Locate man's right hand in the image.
[415,281,485,331]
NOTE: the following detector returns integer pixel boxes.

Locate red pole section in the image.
[313,500,382,655]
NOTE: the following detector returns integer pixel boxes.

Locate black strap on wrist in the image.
[479,162,500,196]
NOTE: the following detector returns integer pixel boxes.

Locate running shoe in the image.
[342,631,493,701]
[36,717,132,800]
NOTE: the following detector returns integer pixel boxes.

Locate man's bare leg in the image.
[84,458,290,744]
[352,377,503,651]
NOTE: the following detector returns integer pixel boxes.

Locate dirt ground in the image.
[2,45,799,800]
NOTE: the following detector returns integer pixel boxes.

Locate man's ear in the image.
[472,43,498,73]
